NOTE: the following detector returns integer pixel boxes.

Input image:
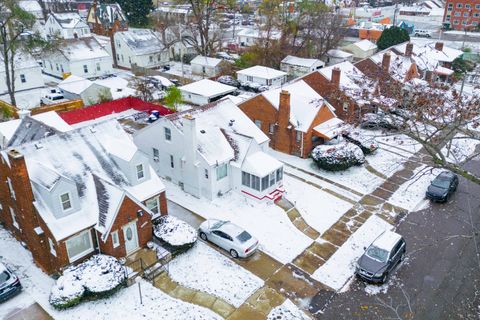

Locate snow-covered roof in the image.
[327,49,353,58]
[93,76,136,100]
[0,52,40,71]
[50,12,87,29]
[281,55,323,68]
[190,55,223,67]
[434,65,454,76]
[58,75,93,94]
[261,80,334,132]
[60,37,110,62]
[242,152,282,177]
[9,120,165,241]
[180,79,236,98]
[150,75,174,88]
[236,28,282,40]
[352,39,377,52]
[393,41,463,66]
[372,230,402,251]
[18,1,42,12]
[237,65,287,80]
[115,28,165,56]
[313,117,348,139]
[370,50,419,82]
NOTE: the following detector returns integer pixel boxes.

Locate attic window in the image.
[136,164,145,180]
[60,192,72,211]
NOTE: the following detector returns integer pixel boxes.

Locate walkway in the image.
[4,303,52,320]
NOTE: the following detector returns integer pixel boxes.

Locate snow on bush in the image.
[344,130,379,155]
[267,299,311,320]
[311,141,365,171]
[49,255,126,309]
[154,216,197,249]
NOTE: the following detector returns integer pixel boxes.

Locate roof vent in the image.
[89,127,96,133]
[200,130,206,134]
[35,142,43,149]
[229,119,235,126]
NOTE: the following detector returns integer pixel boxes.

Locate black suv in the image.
[426,171,458,202]
[0,263,22,302]
[356,231,406,284]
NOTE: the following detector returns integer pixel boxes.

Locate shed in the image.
[179,79,237,105]
[190,56,224,77]
[280,55,325,77]
[342,39,378,60]
[236,65,287,86]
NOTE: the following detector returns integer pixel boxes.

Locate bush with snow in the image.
[49,255,126,309]
[311,141,365,171]
[154,216,197,254]
[344,130,379,155]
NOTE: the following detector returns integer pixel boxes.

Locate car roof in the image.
[371,230,402,251]
[218,222,244,237]
[438,171,455,178]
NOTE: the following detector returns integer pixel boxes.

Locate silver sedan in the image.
[198,220,259,258]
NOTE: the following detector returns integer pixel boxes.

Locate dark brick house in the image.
[0,118,167,274]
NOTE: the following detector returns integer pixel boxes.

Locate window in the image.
[463,11,469,16]
[146,197,159,214]
[202,66,206,74]
[65,230,94,262]
[149,56,153,62]
[117,53,120,61]
[296,131,302,143]
[136,164,145,180]
[462,20,467,24]
[269,172,276,187]
[454,11,461,16]
[266,79,272,86]
[251,175,260,191]
[170,155,174,168]
[465,3,471,8]
[447,3,453,8]
[153,148,159,159]
[269,123,275,134]
[276,168,283,182]
[473,21,479,26]
[343,102,349,112]
[205,169,209,179]
[9,207,19,229]
[456,3,462,8]
[476,4,480,9]
[60,192,72,211]
[453,20,459,24]
[164,127,172,141]
[216,163,228,180]
[261,175,269,191]
[158,55,161,62]
[7,177,15,199]
[246,76,253,82]
[96,62,101,71]
[49,238,56,256]
[111,231,120,248]
[241,172,261,191]
[20,74,26,83]
[474,13,479,17]
[446,15,451,20]
[242,171,250,186]
[56,63,59,71]
[83,65,88,73]
[254,120,262,129]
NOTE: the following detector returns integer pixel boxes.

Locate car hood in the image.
[358,254,387,274]
[427,185,448,196]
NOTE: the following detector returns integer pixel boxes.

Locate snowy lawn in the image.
[374,133,421,156]
[312,215,393,291]
[441,135,480,164]
[0,227,221,320]
[366,147,407,177]
[284,176,353,235]
[269,149,384,194]
[267,299,311,320]
[388,165,442,212]
[164,179,312,264]
[168,241,263,307]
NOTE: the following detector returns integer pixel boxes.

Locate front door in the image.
[123,221,139,255]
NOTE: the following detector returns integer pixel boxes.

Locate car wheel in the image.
[199,232,207,241]
[381,272,389,284]
[230,249,239,258]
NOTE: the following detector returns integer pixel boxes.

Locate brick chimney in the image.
[435,42,444,51]
[425,70,434,83]
[405,42,413,56]
[382,52,391,72]
[331,67,341,88]
[278,90,291,128]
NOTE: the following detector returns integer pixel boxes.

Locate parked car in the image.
[0,263,22,302]
[413,29,432,38]
[426,171,458,202]
[356,230,406,284]
[41,88,65,105]
[198,220,259,258]
[361,113,398,130]
[217,75,240,88]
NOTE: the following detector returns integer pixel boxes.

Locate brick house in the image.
[238,80,346,158]
[443,0,480,30]
[0,118,167,274]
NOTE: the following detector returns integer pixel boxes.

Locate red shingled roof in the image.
[59,96,174,125]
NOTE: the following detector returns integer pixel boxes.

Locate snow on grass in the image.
[374,133,421,156]
[366,147,407,177]
[168,241,263,307]
[388,165,442,212]
[441,135,480,164]
[164,179,312,264]
[269,149,384,194]
[267,299,311,320]
[312,215,393,291]
[284,176,353,235]
[0,227,221,320]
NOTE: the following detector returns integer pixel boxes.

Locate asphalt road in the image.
[420,32,480,43]
[321,159,480,320]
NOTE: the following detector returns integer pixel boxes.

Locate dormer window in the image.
[60,192,72,211]
[136,164,145,180]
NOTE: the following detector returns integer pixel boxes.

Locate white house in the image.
[113,28,169,69]
[236,28,282,47]
[190,56,224,78]
[58,75,112,105]
[18,1,44,19]
[45,12,91,39]
[326,49,354,65]
[280,55,325,77]
[0,53,45,96]
[41,37,114,79]
[179,79,237,105]
[133,98,284,201]
[342,39,378,60]
[237,65,287,87]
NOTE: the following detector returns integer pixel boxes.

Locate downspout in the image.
[94,229,102,255]
[301,131,304,158]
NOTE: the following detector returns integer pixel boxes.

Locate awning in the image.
[434,66,454,76]
[313,118,350,140]
[242,152,283,178]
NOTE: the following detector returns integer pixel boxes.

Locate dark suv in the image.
[426,171,458,202]
[356,231,406,284]
[0,263,22,302]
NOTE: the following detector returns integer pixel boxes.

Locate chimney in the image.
[17,109,31,119]
[382,52,391,73]
[278,90,291,129]
[331,67,341,88]
[405,42,413,56]
[425,70,434,83]
[182,114,197,163]
[435,42,444,51]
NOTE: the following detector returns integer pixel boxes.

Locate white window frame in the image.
[65,230,94,262]
[6,177,15,199]
[9,207,19,229]
[111,230,120,248]
[216,163,228,181]
[146,197,159,214]
[49,238,57,256]
[136,164,145,180]
[60,192,72,211]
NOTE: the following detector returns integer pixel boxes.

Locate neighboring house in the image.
[443,0,480,30]
[0,119,168,274]
[58,75,112,105]
[342,39,378,60]
[87,3,128,36]
[326,49,354,65]
[93,76,137,100]
[114,29,169,69]
[18,1,44,20]
[133,98,285,202]
[0,53,45,95]
[237,66,287,87]
[41,37,114,79]
[45,12,91,39]
[238,80,345,159]
[179,79,237,105]
[190,56,224,78]
[280,56,325,78]
[236,28,282,47]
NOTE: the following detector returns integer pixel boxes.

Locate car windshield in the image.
[366,246,389,263]
[0,271,11,283]
[211,220,228,230]
[432,177,450,189]
[236,231,252,243]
